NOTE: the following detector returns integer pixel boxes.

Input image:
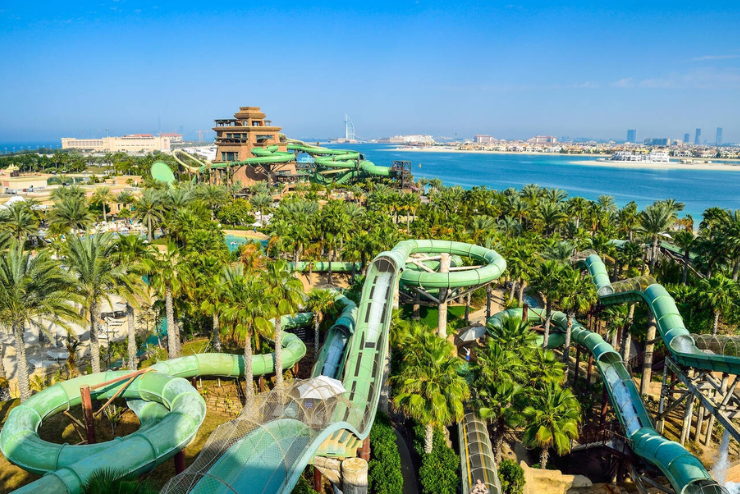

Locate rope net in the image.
[160,379,364,494]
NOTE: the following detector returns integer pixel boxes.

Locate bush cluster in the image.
[368,412,404,494]
[413,424,460,494]
[498,458,525,494]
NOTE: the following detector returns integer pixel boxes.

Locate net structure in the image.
[458,411,502,494]
[610,275,657,294]
[160,380,365,494]
[691,334,740,358]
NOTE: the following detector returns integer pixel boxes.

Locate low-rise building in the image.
[61,134,171,153]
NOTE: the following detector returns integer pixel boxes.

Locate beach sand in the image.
[379,147,740,171]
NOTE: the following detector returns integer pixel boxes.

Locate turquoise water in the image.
[225,234,268,252]
[338,144,740,219]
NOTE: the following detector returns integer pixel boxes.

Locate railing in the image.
[610,275,656,294]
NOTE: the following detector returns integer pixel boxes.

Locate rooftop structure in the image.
[61,135,171,153]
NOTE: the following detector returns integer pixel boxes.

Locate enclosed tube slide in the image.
[179,240,506,493]
[2,330,307,494]
[488,308,725,494]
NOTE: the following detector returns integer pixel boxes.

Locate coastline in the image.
[379,147,740,171]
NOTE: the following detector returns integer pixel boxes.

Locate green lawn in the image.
[400,304,467,329]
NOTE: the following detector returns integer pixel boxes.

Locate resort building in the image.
[210,106,297,186]
[527,135,557,144]
[160,132,183,143]
[61,134,172,153]
[473,135,497,145]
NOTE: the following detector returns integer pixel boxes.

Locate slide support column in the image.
[640,311,656,396]
[437,253,451,338]
[342,458,368,494]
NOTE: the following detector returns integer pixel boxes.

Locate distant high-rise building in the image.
[684,133,690,143]
[716,127,723,146]
[627,129,637,143]
[694,128,701,145]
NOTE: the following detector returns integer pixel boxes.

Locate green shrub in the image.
[369,412,404,494]
[412,423,460,494]
[498,458,525,494]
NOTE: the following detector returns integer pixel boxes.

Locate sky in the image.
[1,1,739,143]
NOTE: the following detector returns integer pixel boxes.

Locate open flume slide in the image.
[487,307,726,494]
[1,318,310,493]
[161,240,507,494]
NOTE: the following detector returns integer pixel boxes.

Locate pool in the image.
[225,234,268,253]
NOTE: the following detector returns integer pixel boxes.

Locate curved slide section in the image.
[488,308,725,494]
[579,253,740,376]
[175,240,506,493]
[2,331,307,494]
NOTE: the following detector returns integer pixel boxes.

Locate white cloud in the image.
[690,54,740,61]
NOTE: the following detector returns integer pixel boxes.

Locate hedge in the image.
[413,423,460,494]
[498,458,525,494]
[369,412,404,494]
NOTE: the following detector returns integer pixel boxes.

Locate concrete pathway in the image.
[394,428,420,494]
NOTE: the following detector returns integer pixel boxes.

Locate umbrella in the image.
[296,376,347,400]
[457,325,487,342]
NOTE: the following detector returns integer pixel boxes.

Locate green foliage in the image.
[498,458,525,494]
[417,428,460,494]
[82,468,158,494]
[290,474,320,494]
[216,198,254,225]
[368,412,404,494]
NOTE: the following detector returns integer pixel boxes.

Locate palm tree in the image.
[307,288,337,359]
[0,200,38,243]
[530,260,566,348]
[221,264,273,411]
[251,193,273,223]
[91,187,114,222]
[113,235,152,370]
[64,234,138,374]
[673,230,695,285]
[522,383,580,469]
[639,202,676,271]
[196,184,228,220]
[558,267,597,368]
[699,275,738,335]
[49,195,94,235]
[145,243,184,358]
[393,335,470,454]
[264,260,305,388]
[0,244,80,401]
[134,189,164,242]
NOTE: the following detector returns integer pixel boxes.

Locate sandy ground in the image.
[379,147,606,157]
[222,229,268,240]
[1,294,134,399]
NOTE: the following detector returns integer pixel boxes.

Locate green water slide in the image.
[1,328,307,493]
[175,240,507,493]
[488,308,725,494]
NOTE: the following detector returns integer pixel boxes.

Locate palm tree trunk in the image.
[650,235,659,270]
[713,310,720,336]
[0,342,10,402]
[734,256,740,282]
[212,313,221,352]
[103,204,107,222]
[682,250,690,285]
[424,423,434,454]
[327,249,334,285]
[542,302,552,349]
[540,448,549,469]
[517,280,526,305]
[90,301,101,374]
[314,317,321,361]
[126,303,137,371]
[274,317,283,389]
[508,281,516,305]
[563,314,573,365]
[13,324,31,401]
[244,331,255,413]
[147,216,153,242]
[494,416,505,462]
[165,285,178,359]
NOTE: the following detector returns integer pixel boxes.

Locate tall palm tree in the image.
[673,230,695,285]
[393,335,470,454]
[558,267,597,368]
[530,260,566,348]
[307,288,337,360]
[522,383,580,469]
[91,187,114,222]
[264,260,305,388]
[145,243,184,358]
[0,201,38,243]
[250,193,273,223]
[113,235,152,370]
[196,184,228,220]
[134,189,165,242]
[221,264,273,411]
[64,234,138,373]
[49,195,94,235]
[699,275,738,335]
[0,244,80,401]
[639,202,676,271]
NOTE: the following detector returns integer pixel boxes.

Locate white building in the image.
[61,134,171,153]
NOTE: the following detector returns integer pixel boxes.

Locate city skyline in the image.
[0,1,739,142]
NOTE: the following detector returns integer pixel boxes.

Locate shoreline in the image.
[380,147,740,171]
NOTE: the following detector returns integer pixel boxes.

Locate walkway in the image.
[394,428,420,494]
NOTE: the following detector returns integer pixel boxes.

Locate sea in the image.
[327,143,740,220]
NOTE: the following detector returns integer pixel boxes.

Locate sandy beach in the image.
[380,147,607,157]
[571,159,740,171]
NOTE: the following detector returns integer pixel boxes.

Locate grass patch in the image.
[399,304,467,329]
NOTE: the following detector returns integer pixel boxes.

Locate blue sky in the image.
[1,1,739,143]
